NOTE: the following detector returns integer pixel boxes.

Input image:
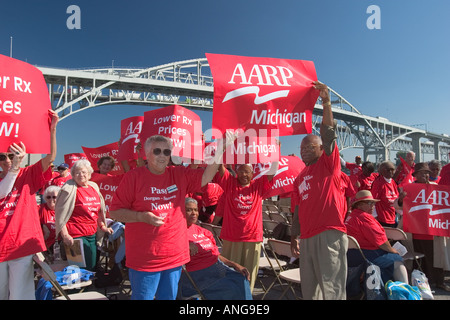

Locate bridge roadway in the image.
[36,58,450,163]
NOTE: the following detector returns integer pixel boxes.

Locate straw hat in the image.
[351,190,380,207]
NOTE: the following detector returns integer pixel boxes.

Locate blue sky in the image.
[1,0,449,165]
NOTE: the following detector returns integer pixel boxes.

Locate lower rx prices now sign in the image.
[0,54,52,153]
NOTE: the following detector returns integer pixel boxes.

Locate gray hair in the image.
[144,135,173,154]
[43,185,61,198]
[71,159,94,177]
[185,197,198,206]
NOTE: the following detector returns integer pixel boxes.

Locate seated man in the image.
[345,190,408,284]
[179,198,252,300]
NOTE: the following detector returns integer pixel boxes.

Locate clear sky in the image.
[1,0,449,165]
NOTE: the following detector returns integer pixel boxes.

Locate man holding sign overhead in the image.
[291,82,348,300]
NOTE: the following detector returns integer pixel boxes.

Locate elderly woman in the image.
[39,185,61,251]
[110,134,227,300]
[179,197,252,300]
[55,159,112,271]
[345,190,408,284]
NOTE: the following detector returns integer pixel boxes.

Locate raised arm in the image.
[41,110,59,172]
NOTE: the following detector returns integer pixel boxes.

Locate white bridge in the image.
[37,58,450,163]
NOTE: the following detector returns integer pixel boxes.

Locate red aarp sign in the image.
[206,53,319,136]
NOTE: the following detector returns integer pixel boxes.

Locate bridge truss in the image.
[38,58,450,163]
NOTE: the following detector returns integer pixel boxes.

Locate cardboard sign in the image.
[117,116,144,162]
[82,142,124,175]
[253,155,305,198]
[139,105,203,163]
[64,153,87,168]
[206,53,319,136]
[90,172,123,216]
[403,183,450,237]
[0,54,52,153]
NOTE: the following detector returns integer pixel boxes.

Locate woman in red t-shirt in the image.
[39,185,61,251]
[345,190,408,284]
[55,160,113,271]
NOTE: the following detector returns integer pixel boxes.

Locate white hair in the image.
[71,159,94,177]
[43,185,61,198]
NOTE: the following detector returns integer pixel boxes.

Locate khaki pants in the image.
[0,255,35,300]
[221,240,261,292]
[299,229,348,300]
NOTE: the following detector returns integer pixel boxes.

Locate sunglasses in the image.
[0,154,14,161]
[152,148,171,156]
[46,195,57,200]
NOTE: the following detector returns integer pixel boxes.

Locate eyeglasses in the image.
[46,196,57,200]
[152,148,171,156]
[0,154,14,161]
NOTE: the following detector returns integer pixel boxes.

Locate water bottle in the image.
[53,242,61,261]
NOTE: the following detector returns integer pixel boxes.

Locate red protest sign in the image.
[82,142,124,175]
[403,183,450,237]
[117,116,144,162]
[253,155,305,199]
[206,53,319,136]
[0,54,51,153]
[140,105,203,163]
[90,172,123,216]
[64,153,87,168]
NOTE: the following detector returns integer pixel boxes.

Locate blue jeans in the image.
[128,266,182,300]
[179,260,252,300]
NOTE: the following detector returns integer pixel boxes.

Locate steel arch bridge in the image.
[37,58,450,163]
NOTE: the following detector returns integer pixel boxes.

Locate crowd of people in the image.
[1,83,450,301]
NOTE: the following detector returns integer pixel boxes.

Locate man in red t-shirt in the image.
[290,82,348,300]
[356,161,377,191]
[0,111,58,300]
[51,163,72,187]
[110,134,226,300]
[341,155,362,189]
[371,161,404,227]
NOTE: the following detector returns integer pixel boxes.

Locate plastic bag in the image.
[411,269,434,300]
[365,261,386,300]
[385,280,422,300]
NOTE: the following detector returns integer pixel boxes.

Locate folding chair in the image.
[33,252,109,300]
[257,243,287,296]
[383,227,425,271]
[263,220,280,238]
[347,235,367,299]
[262,239,301,300]
[211,225,223,246]
[179,265,206,300]
[269,212,289,224]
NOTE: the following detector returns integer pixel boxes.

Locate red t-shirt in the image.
[439,163,450,186]
[185,223,220,272]
[65,185,101,238]
[215,169,272,242]
[39,203,56,248]
[51,173,72,188]
[357,172,377,191]
[345,208,388,250]
[346,162,362,187]
[0,160,52,262]
[371,175,399,225]
[201,183,223,207]
[110,165,203,272]
[292,146,347,239]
